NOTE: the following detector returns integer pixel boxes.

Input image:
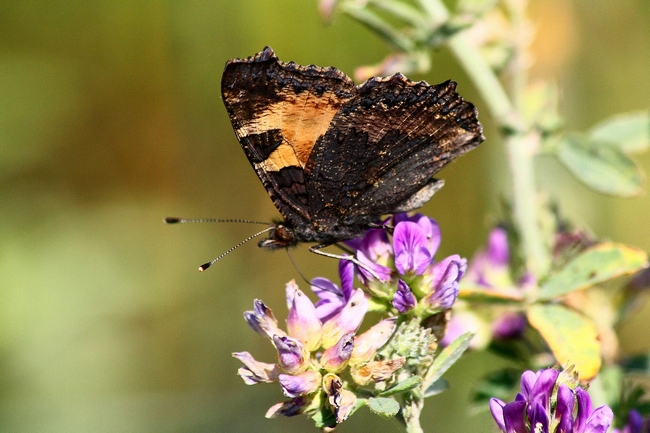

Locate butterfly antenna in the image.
[285,249,313,287]
[165,217,270,225]
[198,226,275,272]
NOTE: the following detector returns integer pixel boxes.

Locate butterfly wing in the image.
[306,75,484,230]
[221,47,356,228]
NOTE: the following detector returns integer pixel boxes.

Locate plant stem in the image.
[404,394,424,433]
[419,0,548,275]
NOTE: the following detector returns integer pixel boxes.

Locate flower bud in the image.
[232,351,280,385]
[273,335,306,375]
[278,370,322,398]
[392,280,416,313]
[350,318,397,365]
[320,332,354,373]
[244,300,286,340]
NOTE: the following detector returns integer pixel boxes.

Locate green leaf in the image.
[538,243,648,300]
[380,375,422,397]
[557,134,644,197]
[527,304,601,380]
[589,111,650,154]
[368,397,400,418]
[423,377,449,397]
[426,332,473,386]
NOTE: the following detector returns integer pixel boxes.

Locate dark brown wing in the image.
[221,47,356,228]
[306,74,484,230]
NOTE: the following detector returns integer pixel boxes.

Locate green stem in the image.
[403,394,424,433]
[418,0,548,275]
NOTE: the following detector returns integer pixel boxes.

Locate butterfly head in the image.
[258,222,298,250]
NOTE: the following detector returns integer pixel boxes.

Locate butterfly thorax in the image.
[258,220,371,249]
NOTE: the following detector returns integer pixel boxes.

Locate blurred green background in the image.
[0,0,648,432]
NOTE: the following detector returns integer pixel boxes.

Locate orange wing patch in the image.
[237,89,348,172]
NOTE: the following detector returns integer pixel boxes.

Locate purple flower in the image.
[311,259,355,322]
[355,228,393,282]
[490,368,613,433]
[235,278,395,426]
[393,221,433,276]
[392,213,441,257]
[423,255,465,310]
[392,280,416,313]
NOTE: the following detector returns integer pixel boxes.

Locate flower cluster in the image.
[490,368,613,433]
[233,213,467,426]
[312,213,466,320]
[234,281,399,423]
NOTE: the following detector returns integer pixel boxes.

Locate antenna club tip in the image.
[199,263,211,272]
[165,217,181,224]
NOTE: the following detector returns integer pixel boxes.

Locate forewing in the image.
[221,47,356,227]
[307,75,484,228]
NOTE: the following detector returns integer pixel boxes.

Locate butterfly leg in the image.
[308,244,383,281]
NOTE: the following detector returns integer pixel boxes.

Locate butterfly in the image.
[217,47,483,268]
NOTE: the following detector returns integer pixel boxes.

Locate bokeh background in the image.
[1,0,649,432]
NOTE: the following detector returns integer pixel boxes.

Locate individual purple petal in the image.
[320,332,355,373]
[339,259,355,299]
[311,277,347,322]
[350,318,397,365]
[528,369,560,417]
[492,312,527,340]
[555,384,575,433]
[356,248,393,282]
[520,370,539,398]
[392,280,416,313]
[273,335,306,375]
[321,289,368,349]
[354,227,394,283]
[278,370,322,398]
[581,405,614,433]
[489,398,507,432]
[574,387,593,433]
[503,400,528,433]
[244,300,287,340]
[358,228,393,263]
[393,221,432,275]
[232,352,281,385]
[286,286,322,352]
[529,401,549,433]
